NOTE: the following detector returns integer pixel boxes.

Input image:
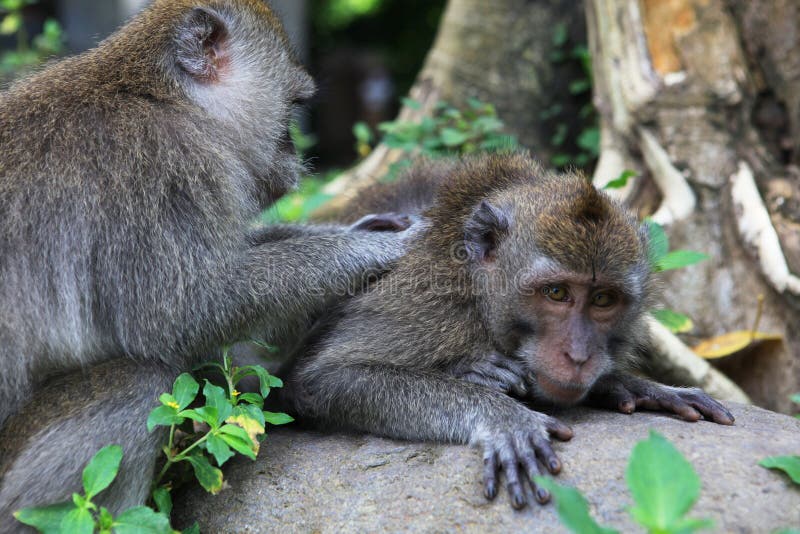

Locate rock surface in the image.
[173,403,800,533]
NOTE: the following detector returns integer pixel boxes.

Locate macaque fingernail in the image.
[536,488,551,503]
[485,484,497,500]
[549,460,561,473]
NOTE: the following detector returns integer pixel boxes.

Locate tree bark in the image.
[587,0,800,413]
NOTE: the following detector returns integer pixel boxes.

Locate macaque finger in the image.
[615,388,637,414]
[519,448,549,503]
[545,418,574,441]
[685,393,735,425]
[657,396,702,422]
[483,451,499,500]
[532,438,562,475]
[498,449,527,509]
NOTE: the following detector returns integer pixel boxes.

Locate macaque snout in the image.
[530,344,603,405]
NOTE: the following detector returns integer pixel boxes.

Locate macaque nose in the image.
[564,350,590,366]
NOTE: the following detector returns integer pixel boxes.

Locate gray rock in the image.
[173,403,800,533]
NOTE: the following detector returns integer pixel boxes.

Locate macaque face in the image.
[513,271,629,404]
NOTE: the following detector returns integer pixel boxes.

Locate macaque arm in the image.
[288,361,572,509]
[586,372,735,425]
[247,224,348,245]
[108,230,403,358]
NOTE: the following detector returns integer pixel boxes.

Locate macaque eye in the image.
[541,284,569,302]
[592,292,616,307]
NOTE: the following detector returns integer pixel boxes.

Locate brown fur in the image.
[286,152,733,510]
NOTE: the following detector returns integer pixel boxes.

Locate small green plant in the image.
[149,347,292,495]
[15,346,291,532]
[646,219,709,334]
[266,97,518,223]
[760,439,800,534]
[15,445,174,534]
[354,97,518,179]
[538,431,713,534]
[0,0,65,77]
[792,393,800,418]
[545,22,598,170]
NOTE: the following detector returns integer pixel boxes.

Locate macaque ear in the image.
[175,8,229,82]
[463,200,511,262]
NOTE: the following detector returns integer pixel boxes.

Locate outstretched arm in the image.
[287,360,572,509]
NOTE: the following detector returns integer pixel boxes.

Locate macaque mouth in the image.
[535,372,590,405]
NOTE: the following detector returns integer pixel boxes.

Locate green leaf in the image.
[219,424,257,459]
[83,445,123,500]
[401,97,422,110]
[152,486,172,516]
[203,380,233,424]
[263,410,294,426]
[552,22,568,47]
[113,506,173,534]
[182,523,201,534]
[576,127,600,156]
[569,79,592,95]
[603,170,637,190]
[791,394,800,405]
[535,478,618,534]
[14,502,74,534]
[186,454,224,494]
[147,405,183,432]
[206,433,236,466]
[759,456,800,485]
[0,13,22,35]
[652,309,694,334]
[61,507,94,534]
[440,128,470,147]
[173,373,200,410]
[181,406,219,428]
[238,393,265,408]
[252,366,282,397]
[352,122,373,144]
[646,220,669,265]
[655,250,709,272]
[627,431,708,533]
[98,507,114,531]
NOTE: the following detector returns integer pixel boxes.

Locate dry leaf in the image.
[692,331,783,359]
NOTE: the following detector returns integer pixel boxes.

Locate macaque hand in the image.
[454,352,531,398]
[588,374,735,425]
[349,212,418,233]
[473,409,573,509]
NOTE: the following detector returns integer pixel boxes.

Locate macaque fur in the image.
[0,0,408,525]
[286,153,734,509]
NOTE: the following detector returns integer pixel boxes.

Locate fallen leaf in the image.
[692,331,782,359]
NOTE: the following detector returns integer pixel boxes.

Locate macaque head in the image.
[434,154,653,405]
[135,0,316,202]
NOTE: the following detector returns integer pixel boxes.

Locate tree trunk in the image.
[587,0,800,413]
[319,0,587,213]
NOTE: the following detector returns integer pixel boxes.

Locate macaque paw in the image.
[454,352,531,398]
[591,378,734,425]
[475,411,573,509]
[350,212,417,233]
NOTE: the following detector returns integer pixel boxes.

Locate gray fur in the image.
[0,0,407,524]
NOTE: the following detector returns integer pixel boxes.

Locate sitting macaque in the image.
[285,153,734,509]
